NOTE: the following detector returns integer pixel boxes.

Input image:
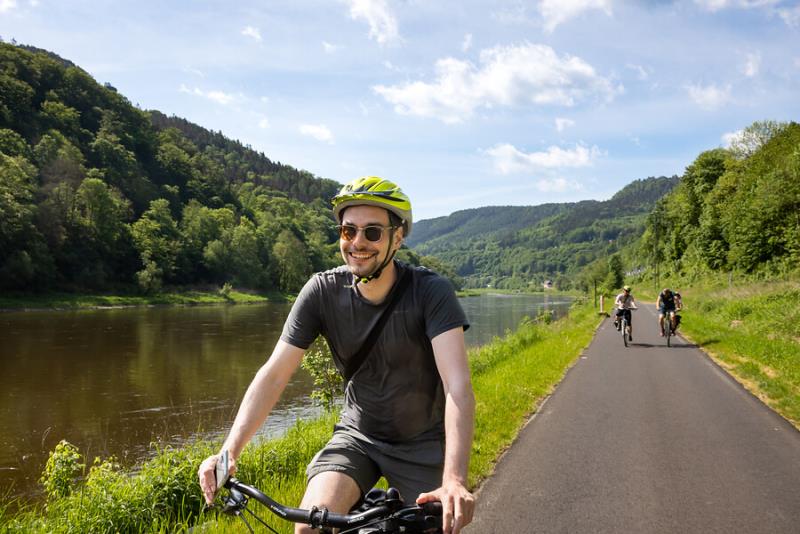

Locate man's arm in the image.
[418,326,475,534]
[198,340,306,504]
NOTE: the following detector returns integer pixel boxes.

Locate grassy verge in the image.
[0,299,599,533]
[0,288,280,311]
[671,279,800,428]
[626,274,800,430]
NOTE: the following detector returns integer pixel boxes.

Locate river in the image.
[0,292,571,502]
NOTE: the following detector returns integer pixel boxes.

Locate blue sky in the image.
[2,0,799,220]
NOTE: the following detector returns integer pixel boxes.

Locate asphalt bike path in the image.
[465,306,800,533]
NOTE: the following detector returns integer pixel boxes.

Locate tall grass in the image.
[1,300,599,533]
[630,273,800,429]
[674,279,800,427]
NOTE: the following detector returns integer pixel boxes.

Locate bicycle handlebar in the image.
[222,477,443,532]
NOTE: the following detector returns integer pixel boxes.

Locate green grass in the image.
[673,279,800,427]
[1,301,600,533]
[0,288,281,310]
[626,273,800,429]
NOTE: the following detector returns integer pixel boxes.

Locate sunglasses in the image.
[337,224,398,242]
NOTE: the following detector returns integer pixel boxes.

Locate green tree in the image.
[604,254,624,292]
[131,199,181,291]
[272,229,311,293]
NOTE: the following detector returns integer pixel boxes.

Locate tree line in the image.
[0,42,344,294]
[636,120,799,280]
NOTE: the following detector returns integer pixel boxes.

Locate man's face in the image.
[339,205,403,278]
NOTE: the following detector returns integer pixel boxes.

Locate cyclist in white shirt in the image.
[613,285,638,341]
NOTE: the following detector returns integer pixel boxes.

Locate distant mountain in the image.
[409,176,679,289]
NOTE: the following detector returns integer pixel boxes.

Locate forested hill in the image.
[637,121,800,278]
[0,42,342,293]
[410,176,679,289]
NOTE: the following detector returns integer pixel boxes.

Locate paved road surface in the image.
[465,306,800,533]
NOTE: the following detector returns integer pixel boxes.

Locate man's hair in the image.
[388,211,402,230]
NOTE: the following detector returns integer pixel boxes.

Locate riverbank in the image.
[0,287,285,311]
[631,275,800,430]
[0,298,599,533]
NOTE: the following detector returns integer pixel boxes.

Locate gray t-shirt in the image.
[280,261,469,443]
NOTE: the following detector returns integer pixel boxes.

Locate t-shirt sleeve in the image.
[280,275,323,349]
[422,274,470,340]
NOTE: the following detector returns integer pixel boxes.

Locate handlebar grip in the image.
[421,501,443,515]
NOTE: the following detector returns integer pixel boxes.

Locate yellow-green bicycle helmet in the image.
[332,176,413,237]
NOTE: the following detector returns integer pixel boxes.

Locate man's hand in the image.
[198,452,238,505]
[417,480,475,534]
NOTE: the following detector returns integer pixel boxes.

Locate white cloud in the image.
[345,0,400,45]
[722,129,743,147]
[462,33,473,52]
[374,42,620,124]
[741,52,760,77]
[485,142,603,174]
[299,124,334,144]
[626,63,649,81]
[555,118,575,132]
[0,0,17,13]
[322,41,340,54]
[241,26,262,42]
[536,177,583,192]
[258,118,270,129]
[491,4,530,24]
[383,60,401,71]
[779,5,800,27]
[183,67,205,78]
[686,83,732,110]
[179,84,237,105]
[694,0,780,12]
[538,0,612,32]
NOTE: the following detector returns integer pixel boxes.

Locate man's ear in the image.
[393,227,404,250]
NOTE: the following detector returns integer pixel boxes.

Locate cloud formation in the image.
[486,142,603,174]
[686,83,732,110]
[741,52,760,77]
[374,43,620,123]
[0,0,17,13]
[538,0,612,32]
[299,124,334,144]
[555,118,575,132]
[693,0,780,12]
[536,177,584,192]
[179,85,237,105]
[345,0,399,45]
[241,26,262,42]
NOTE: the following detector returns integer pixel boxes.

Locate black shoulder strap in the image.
[343,267,412,382]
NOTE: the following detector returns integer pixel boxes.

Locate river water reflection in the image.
[0,292,571,501]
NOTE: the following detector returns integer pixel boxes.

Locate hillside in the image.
[410,176,679,289]
[0,42,341,293]
[636,120,800,279]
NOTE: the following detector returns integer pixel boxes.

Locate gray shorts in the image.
[306,425,444,503]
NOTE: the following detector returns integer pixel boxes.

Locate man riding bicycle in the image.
[613,285,637,341]
[657,288,680,336]
[198,177,475,534]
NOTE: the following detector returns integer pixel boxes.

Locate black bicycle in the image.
[213,453,442,533]
[616,308,636,347]
[663,310,676,347]
[218,479,442,533]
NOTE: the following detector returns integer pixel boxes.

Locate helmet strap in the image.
[356,231,398,284]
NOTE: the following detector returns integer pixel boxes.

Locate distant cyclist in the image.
[613,285,638,341]
[673,291,684,330]
[657,288,680,336]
